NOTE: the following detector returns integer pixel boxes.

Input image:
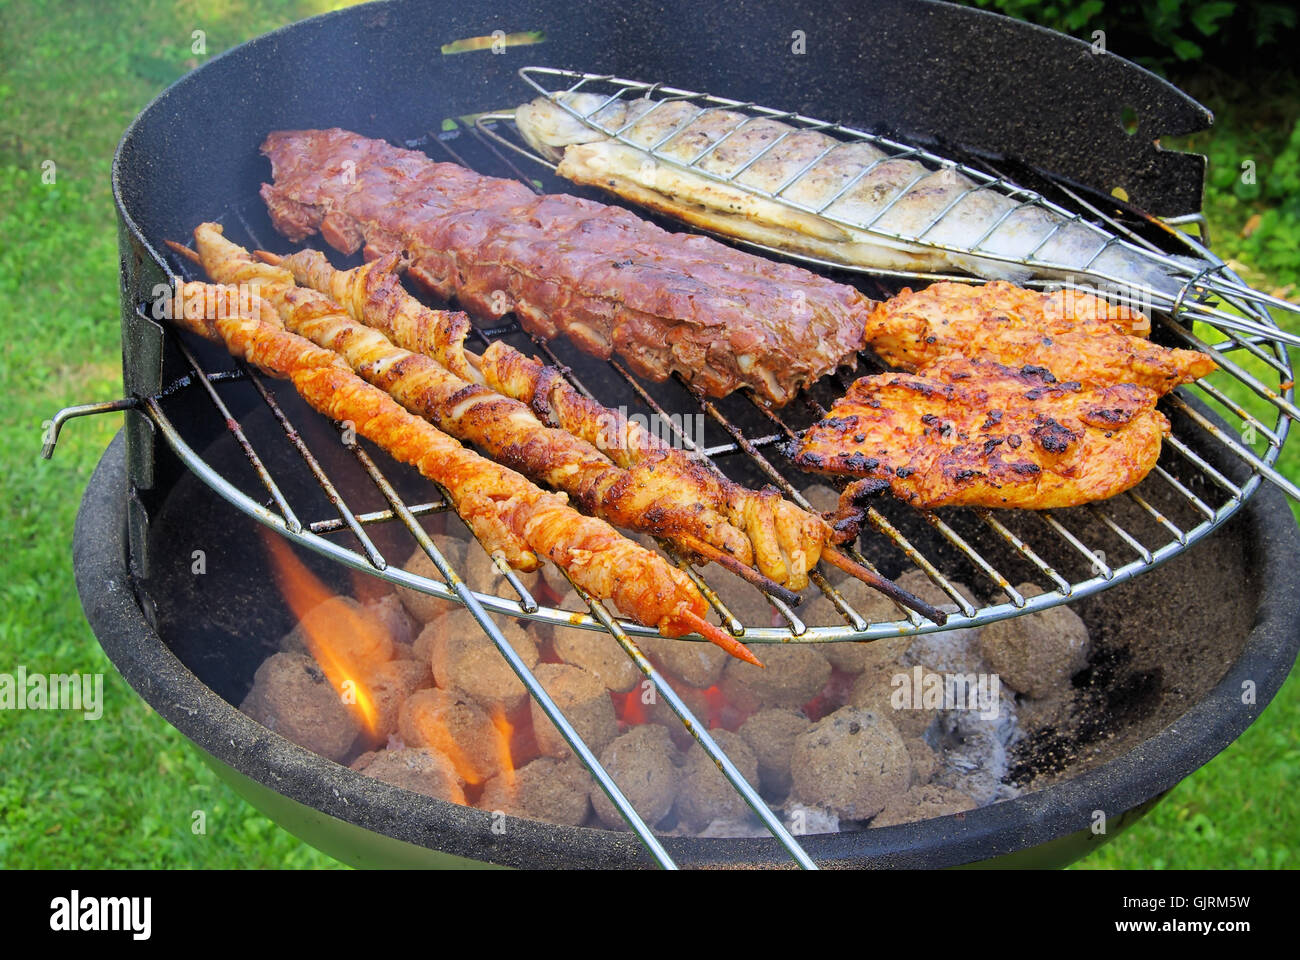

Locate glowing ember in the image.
[701,685,731,730]
[617,688,648,725]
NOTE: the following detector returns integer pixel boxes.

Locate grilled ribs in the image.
[259,128,870,406]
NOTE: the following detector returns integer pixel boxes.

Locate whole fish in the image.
[515,92,1195,298]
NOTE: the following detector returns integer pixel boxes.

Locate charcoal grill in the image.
[51,0,1300,868]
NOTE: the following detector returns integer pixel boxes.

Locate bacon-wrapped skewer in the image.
[273,245,829,589]
[165,273,759,664]
[273,252,940,618]
[268,243,945,622]
[185,225,807,605]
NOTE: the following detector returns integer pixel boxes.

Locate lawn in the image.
[0,0,1295,869]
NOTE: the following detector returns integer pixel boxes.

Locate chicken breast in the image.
[862,281,1216,393]
[792,357,1169,510]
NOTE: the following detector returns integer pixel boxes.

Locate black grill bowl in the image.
[77,427,1300,868]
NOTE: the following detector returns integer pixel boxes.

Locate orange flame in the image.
[402,700,491,786]
[490,707,516,791]
[262,531,387,737]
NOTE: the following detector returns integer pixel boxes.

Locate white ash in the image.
[784,802,842,836]
[693,817,768,839]
[927,687,1023,806]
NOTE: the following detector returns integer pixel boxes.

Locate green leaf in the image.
[1172,36,1204,60]
[1191,1,1236,36]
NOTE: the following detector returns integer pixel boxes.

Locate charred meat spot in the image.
[822,414,860,431]
[846,477,891,503]
[920,413,939,425]
[1030,415,1075,454]
[1088,405,1130,424]
[1020,364,1057,383]
[844,452,880,472]
[924,335,937,344]
[610,259,636,269]
[979,409,1004,431]
[1010,461,1042,476]
[952,468,983,482]
[1006,433,1022,449]
[798,450,824,468]
[982,437,1004,455]
[1061,381,1082,392]
[895,466,915,478]
[853,433,866,443]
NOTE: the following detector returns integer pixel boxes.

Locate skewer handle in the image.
[822,547,948,625]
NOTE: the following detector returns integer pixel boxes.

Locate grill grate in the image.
[50,82,1295,867]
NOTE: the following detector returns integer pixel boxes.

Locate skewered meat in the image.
[275,245,831,589]
[792,358,1168,510]
[515,92,1199,296]
[861,281,1216,393]
[164,267,755,661]
[258,127,871,406]
[195,229,761,575]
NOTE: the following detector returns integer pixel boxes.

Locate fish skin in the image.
[516,93,1196,296]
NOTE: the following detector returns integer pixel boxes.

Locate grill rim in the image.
[77,429,1300,868]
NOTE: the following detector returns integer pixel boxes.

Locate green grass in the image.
[0,0,1295,869]
[0,0,344,869]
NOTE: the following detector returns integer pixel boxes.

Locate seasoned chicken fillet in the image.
[792,358,1169,510]
[862,281,1216,393]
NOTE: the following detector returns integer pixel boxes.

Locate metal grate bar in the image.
[240,363,388,569]
[1039,510,1119,577]
[659,540,748,636]
[1159,316,1300,422]
[1152,465,1216,522]
[559,572,818,869]
[1087,505,1154,565]
[921,511,1024,607]
[808,569,870,631]
[309,499,451,536]
[976,510,1071,593]
[1127,490,1188,545]
[1163,433,1243,500]
[1164,393,1300,500]
[1190,379,1282,448]
[169,332,302,534]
